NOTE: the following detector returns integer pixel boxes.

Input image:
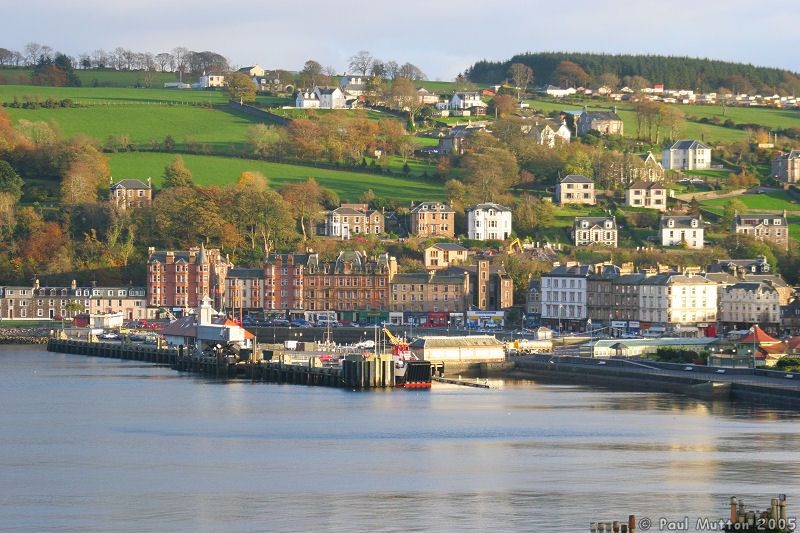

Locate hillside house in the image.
[424,243,468,270]
[318,204,384,239]
[465,203,512,241]
[662,140,712,170]
[660,215,704,249]
[572,217,618,247]
[238,65,265,77]
[110,178,152,210]
[449,92,487,116]
[733,211,789,251]
[630,152,665,182]
[524,118,571,147]
[625,182,667,211]
[409,202,455,238]
[772,151,800,183]
[576,109,624,136]
[296,87,347,109]
[555,175,596,206]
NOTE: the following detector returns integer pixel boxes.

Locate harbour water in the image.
[1,345,799,532]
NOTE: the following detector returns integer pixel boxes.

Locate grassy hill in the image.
[0,68,186,88]
[107,152,445,202]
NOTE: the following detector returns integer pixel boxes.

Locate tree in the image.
[722,198,747,227]
[225,72,256,103]
[359,189,376,205]
[687,197,701,216]
[388,77,423,131]
[24,42,42,65]
[348,50,373,76]
[246,124,286,159]
[281,178,324,241]
[300,60,323,86]
[162,156,193,188]
[462,145,519,202]
[398,62,426,81]
[0,160,24,200]
[659,105,685,141]
[596,72,620,89]
[0,48,14,66]
[552,61,590,88]
[491,94,515,118]
[623,75,651,91]
[369,60,386,78]
[508,63,533,98]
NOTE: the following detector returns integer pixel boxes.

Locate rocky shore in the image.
[0,327,51,345]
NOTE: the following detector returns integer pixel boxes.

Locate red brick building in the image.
[147,245,229,314]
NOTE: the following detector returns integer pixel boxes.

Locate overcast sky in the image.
[5,0,799,79]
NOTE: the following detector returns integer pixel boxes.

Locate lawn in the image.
[0,68,184,88]
[107,152,446,202]
[4,104,260,152]
[416,81,490,94]
[524,97,752,143]
[701,190,800,211]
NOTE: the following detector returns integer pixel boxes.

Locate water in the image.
[1,345,799,532]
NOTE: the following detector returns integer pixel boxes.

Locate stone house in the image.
[390,271,469,314]
[555,175,596,206]
[424,243,469,270]
[409,202,455,238]
[625,181,667,211]
[319,204,384,239]
[733,211,789,251]
[110,178,152,210]
[772,150,800,183]
[576,109,624,136]
[572,217,618,247]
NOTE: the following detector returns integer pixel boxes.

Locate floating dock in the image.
[46,338,437,389]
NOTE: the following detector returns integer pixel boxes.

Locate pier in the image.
[46,338,436,389]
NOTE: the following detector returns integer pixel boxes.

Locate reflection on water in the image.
[1,345,798,532]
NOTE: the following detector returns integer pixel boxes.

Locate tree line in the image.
[466,52,800,95]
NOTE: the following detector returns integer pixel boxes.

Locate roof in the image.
[574,216,616,229]
[162,315,255,340]
[392,272,466,285]
[668,139,711,151]
[736,325,780,345]
[227,268,264,279]
[466,202,512,213]
[111,179,150,190]
[429,242,467,252]
[543,264,593,278]
[580,110,622,122]
[560,174,593,184]
[590,337,718,349]
[707,257,771,273]
[723,281,777,294]
[410,202,455,214]
[612,272,647,285]
[315,87,341,95]
[775,150,800,160]
[639,272,715,286]
[628,181,665,190]
[660,215,701,229]
[409,335,503,349]
[734,213,787,226]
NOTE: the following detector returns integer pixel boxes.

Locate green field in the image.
[701,190,800,211]
[5,104,260,152]
[524,97,764,143]
[107,152,445,202]
[0,84,229,104]
[0,68,185,88]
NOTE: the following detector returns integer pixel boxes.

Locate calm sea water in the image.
[1,345,799,533]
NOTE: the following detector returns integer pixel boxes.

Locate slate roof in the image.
[560,175,593,184]
[409,335,503,349]
[392,272,466,285]
[111,179,150,189]
[543,264,592,278]
[574,216,617,229]
[628,181,665,190]
[734,213,787,226]
[466,202,512,213]
[227,268,264,279]
[580,111,622,122]
[410,202,455,214]
[430,242,467,252]
[660,216,702,229]
[668,139,710,151]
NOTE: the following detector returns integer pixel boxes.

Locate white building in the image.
[625,181,667,211]
[449,92,488,115]
[542,85,577,98]
[660,215,704,249]
[540,263,592,331]
[572,217,617,247]
[662,140,712,170]
[639,272,717,331]
[465,203,512,241]
[296,87,347,109]
[525,118,571,147]
[718,281,780,329]
[198,72,225,88]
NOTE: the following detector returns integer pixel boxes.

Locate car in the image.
[290,319,312,328]
[272,319,290,327]
[100,332,120,340]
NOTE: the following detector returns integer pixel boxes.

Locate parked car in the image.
[272,319,290,327]
[100,332,120,340]
[290,319,312,328]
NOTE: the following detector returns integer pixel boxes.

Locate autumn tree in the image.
[513,194,555,234]
[508,63,533,98]
[230,172,296,253]
[491,94,515,118]
[246,124,287,159]
[300,60,323,87]
[162,156,193,188]
[0,160,23,200]
[462,144,519,202]
[595,72,620,89]
[552,61,590,88]
[288,119,324,161]
[659,105,685,141]
[281,178,325,241]
[623,75,651,91]
[225,72,256,103]
[388,77,423,131]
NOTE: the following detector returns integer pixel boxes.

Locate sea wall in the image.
[0,327,50,344]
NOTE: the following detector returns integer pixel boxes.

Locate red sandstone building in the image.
[146,245,229,314]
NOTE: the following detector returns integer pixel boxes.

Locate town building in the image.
[295,86,347,109]
[198,72,225,88]
[733,211,789,251]
[526,278,541,324]
[389,271,469,316]
[555,175,596,206]
[576,109,624,136]
[237,65,265,78]
[572,217,618,247]
[465,203,512,241]
[625,182,667,211]
[629,152,665,182]
[110,178,152,210]
[707,257,772,275]
[448,92,487,116]
[446,259,513,311]
[524,118,571,147]
[424,243,469,270]
[146,245,229,313]
[409,202,455,238]
[611,271,647,327]
[318,204,384,239]
[660,215,704,249]
[540,263,591,332]
[587,264,622,327]
[87,285,150,321]
[409,335,505,362]
[771,150,800,183]
[223,267,265,313]
[718,281,780,332]
[781,298,800,336]
[662,140,712,170]
[339,75,367,98]
[638,272,717,335]
[436,123,487,155]
[416,87,439,105]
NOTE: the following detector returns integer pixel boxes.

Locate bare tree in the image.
[78,53,91,69]
[508,63,533,99]
[348,50,373,75]
[24,42,42,65]
[155,52,172,72]
[172,47,189,80]
[12,51,23,66]
[385,60,400,80]
[398,62,426,81]
[91,49,108,68]
[0,48,13,66]
[39,45,54,61]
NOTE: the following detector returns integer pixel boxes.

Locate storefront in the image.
[357,310,389,325]
[466,310,505,328]
[403,311,428,325]
[427,312,449,327]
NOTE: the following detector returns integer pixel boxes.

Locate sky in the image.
[5,0,799,80]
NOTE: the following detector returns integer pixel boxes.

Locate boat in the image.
[383,327,432,388]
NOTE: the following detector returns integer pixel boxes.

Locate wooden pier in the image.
[46,338,435,389]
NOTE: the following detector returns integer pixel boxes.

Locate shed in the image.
[409,335,505,362]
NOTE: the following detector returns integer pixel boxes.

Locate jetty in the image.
[46,338,437,389]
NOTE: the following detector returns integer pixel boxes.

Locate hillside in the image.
[467,52,800,93]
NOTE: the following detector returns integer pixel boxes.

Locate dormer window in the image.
[582,221,589,228]
[691,219,698,228]
[774,219,782,225]
[668,220,675,228]
[605,221,612,229]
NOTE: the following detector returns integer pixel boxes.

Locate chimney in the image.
[147,177,152,188]
[147,246,155,257]
[612,105,618,114]
[71,279,77,290]
[34,279,40,289]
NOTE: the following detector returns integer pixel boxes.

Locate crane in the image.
[383,326,415,360]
